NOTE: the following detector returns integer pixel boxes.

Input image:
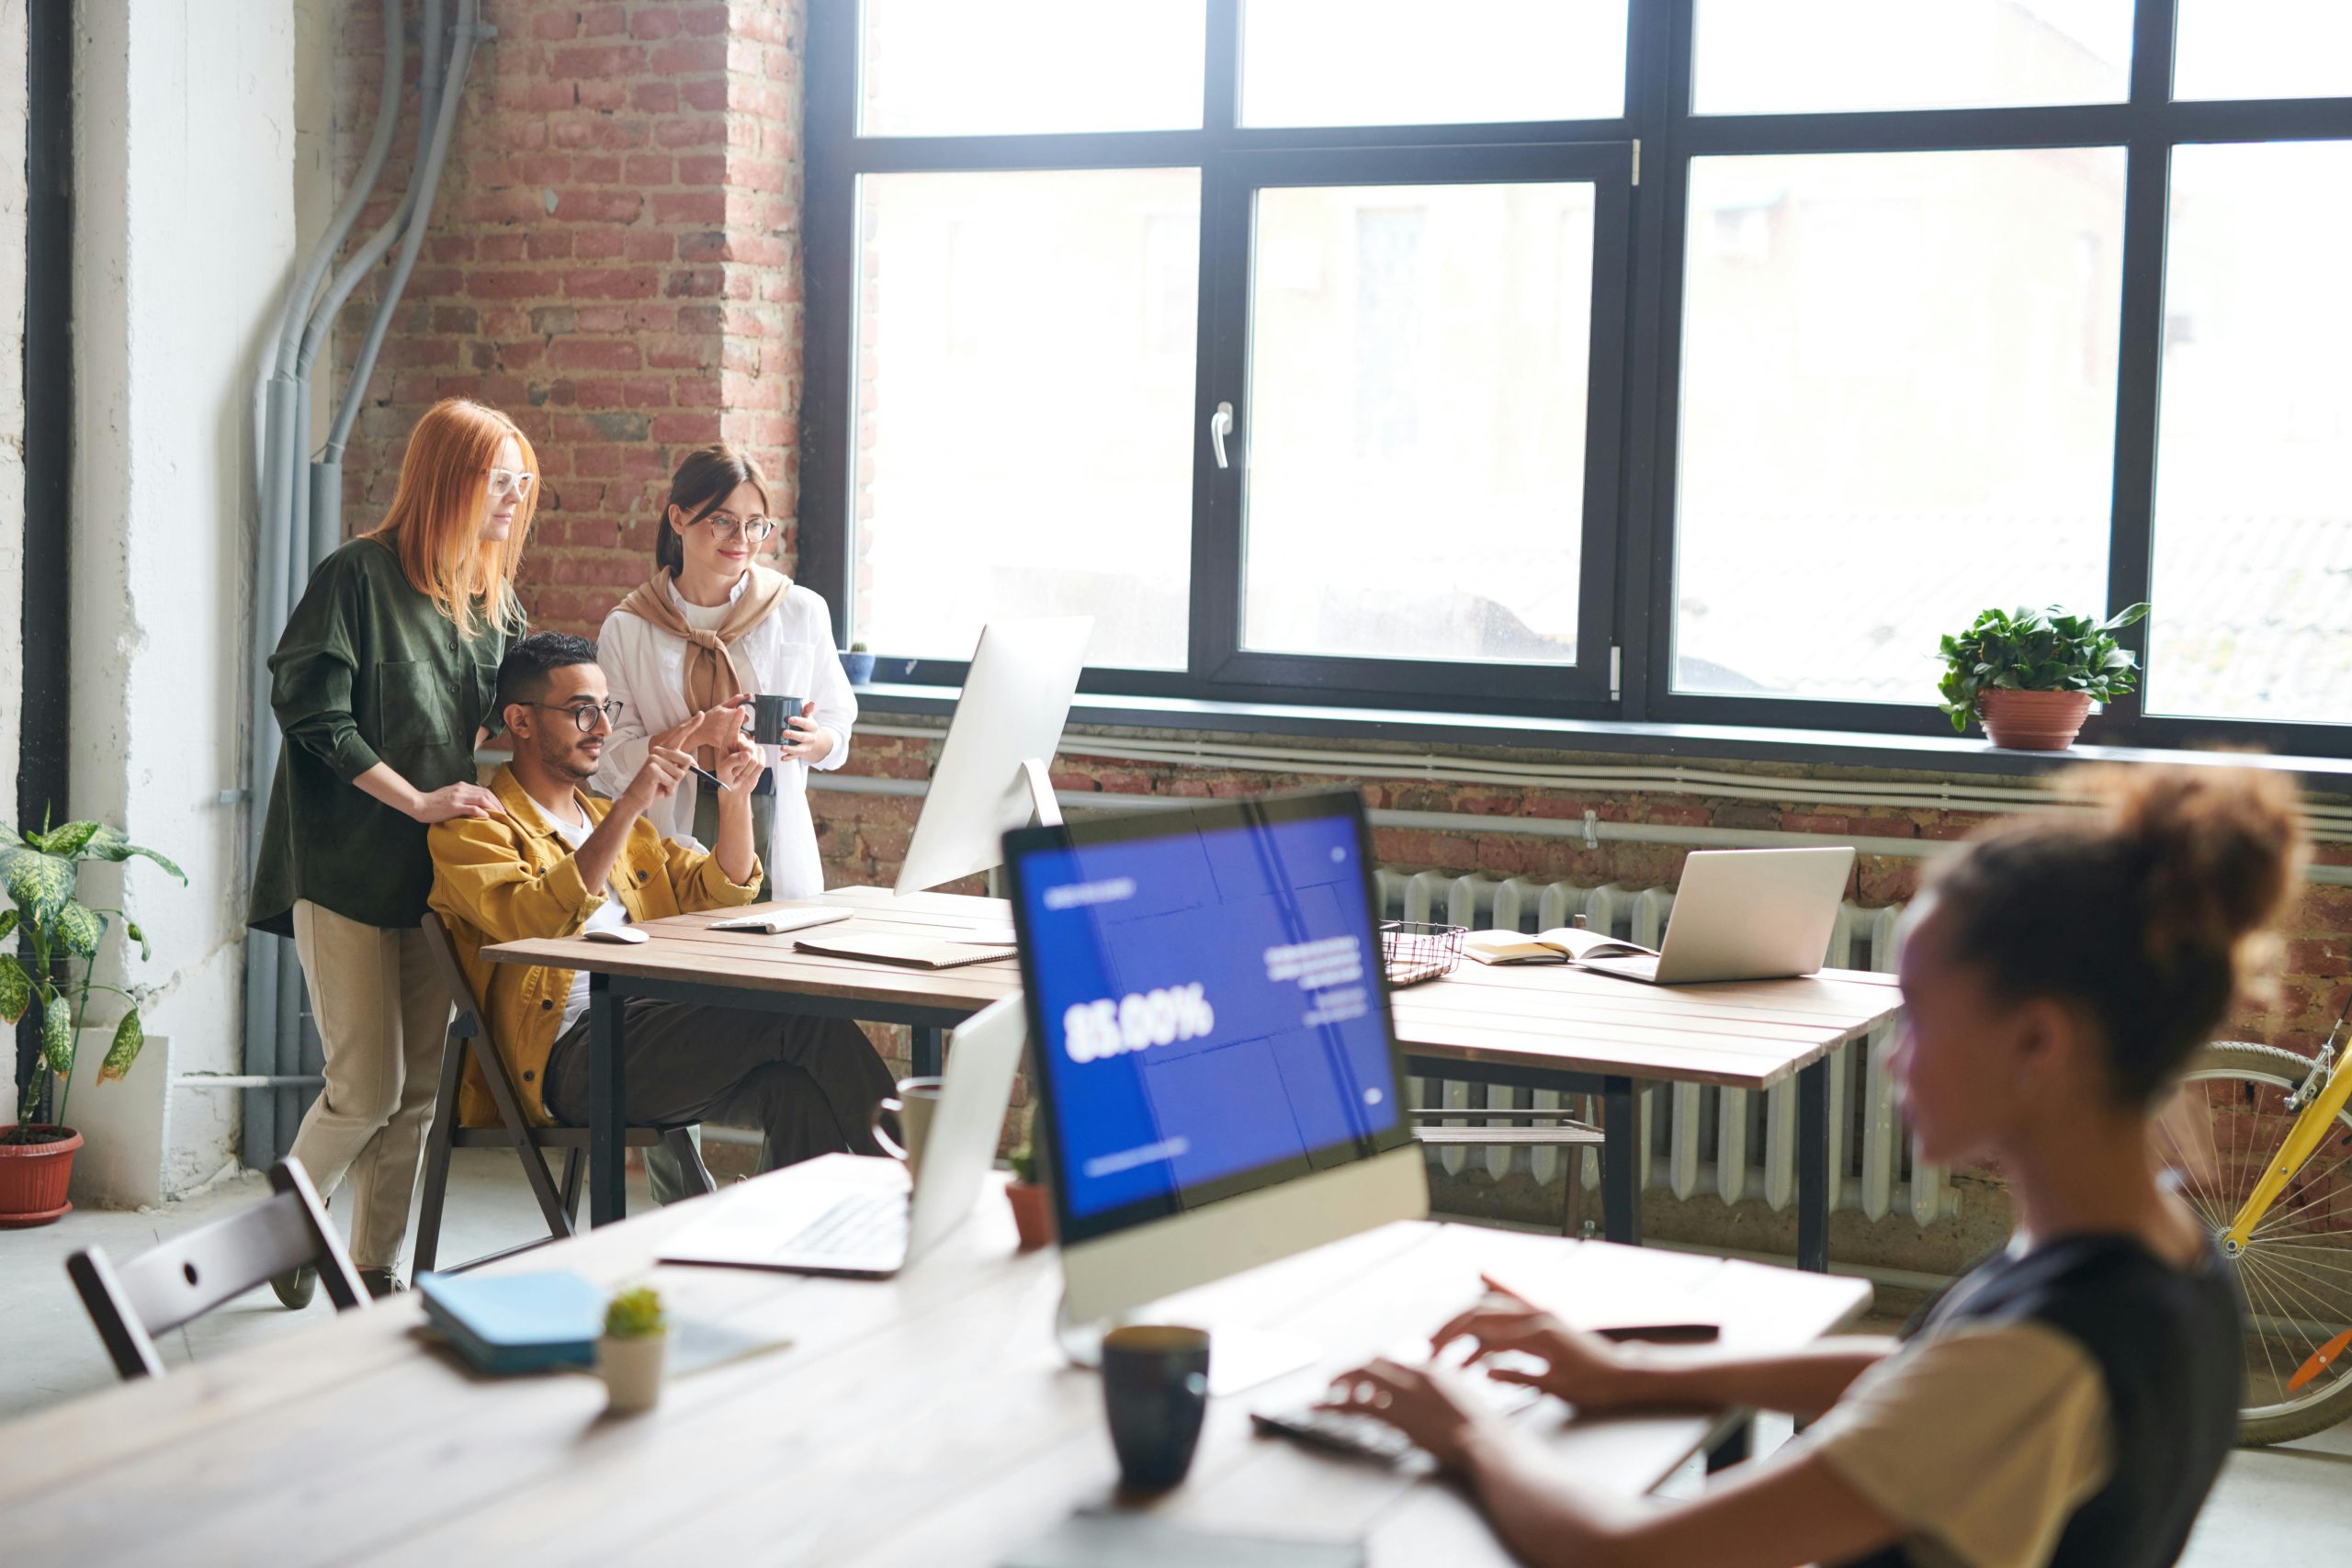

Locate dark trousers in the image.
[543,999,895,1203]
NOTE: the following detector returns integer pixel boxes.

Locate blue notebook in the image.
[416,1270,605,1374]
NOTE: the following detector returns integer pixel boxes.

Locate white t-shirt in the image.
[594,573,855,900]
[525,792,631,1038]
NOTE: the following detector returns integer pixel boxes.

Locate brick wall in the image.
[334,0,806,635]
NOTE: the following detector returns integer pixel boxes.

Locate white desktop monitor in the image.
[894,616,1094,896]
[1001,788,1430,1333]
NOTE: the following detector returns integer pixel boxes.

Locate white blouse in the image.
[594,574,856,899]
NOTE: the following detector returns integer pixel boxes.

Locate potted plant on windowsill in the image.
[1005,1141,1052,1251]
[1937,603,2151,751]
[0,817,183,1227]
[597,1283,668,1415]
[842,640,875,688]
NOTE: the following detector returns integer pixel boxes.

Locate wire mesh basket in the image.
[1379,919,1466,988]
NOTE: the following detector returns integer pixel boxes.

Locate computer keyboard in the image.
[1251,1373,1544,1465]
[781,1191,909,1258]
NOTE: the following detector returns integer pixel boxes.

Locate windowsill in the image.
[851,683,2352,793]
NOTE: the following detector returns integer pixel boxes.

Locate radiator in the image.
[1378,871,1955,1227]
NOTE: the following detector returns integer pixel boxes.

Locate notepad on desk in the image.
[1463,926,1658,966]
[793,931,1018,969]
[416,1270,605,1375]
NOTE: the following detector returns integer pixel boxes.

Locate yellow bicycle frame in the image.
[2224,1051,2352,1252]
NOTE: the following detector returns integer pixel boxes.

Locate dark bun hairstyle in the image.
[655,443,773,575]
[1927,764,2305,1107]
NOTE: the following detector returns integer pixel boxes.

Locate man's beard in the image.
[539,736,597,787]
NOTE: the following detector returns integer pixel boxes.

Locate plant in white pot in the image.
[598,1283,669,1414]
[1937,603,2151,750]
[0,816,183,1227]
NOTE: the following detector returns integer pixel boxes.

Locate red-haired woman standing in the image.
[249,398,537,1302]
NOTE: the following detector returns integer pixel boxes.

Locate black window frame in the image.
[801,0,2352,755]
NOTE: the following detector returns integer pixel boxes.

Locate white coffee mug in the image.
[872,1076,944,1184]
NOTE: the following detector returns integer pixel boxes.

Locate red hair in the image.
[364,398,536,639]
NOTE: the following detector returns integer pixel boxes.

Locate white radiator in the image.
[1378,871,1955,1227]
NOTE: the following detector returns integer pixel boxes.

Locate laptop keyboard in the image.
[1252,1375,1544,1465]
[781,1191,909,1258]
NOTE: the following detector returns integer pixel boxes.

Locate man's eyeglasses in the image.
[523,699,624,733]
[487,467,537,500]
[692,510,777,546]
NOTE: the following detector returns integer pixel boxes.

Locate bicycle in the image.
[2155,1014,2352,1445]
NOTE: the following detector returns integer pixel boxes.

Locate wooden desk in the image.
[1389,961,1903,1271]
[486,887,1018,1227]
[487,888,1901,1268]
[0,1160,1872,1566]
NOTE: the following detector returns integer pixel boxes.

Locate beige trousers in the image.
[287,900,451,1269]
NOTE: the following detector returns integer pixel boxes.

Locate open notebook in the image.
[1463,926,1656,967]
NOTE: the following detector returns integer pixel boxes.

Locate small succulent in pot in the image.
[841,639,876,687]
[1936,603,2150,750]
[597,1283,669,1414]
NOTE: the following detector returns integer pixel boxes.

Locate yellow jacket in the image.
[427,763,762,1127]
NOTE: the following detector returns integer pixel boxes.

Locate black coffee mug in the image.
[1101,1325,1211,1492]
[750,694,801,747]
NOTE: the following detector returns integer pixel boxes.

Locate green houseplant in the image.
[598,1282,669,1414]
[0,816,183,1226]
[1005,1139,1051,1251]
[1936,603,2151,750]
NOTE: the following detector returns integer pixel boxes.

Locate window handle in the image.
[1210,400,1235,469]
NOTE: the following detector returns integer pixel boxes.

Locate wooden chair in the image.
[66,1157,367,1381]
[413,913,711,1275]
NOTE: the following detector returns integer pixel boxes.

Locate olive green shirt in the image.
[248,536,514,937]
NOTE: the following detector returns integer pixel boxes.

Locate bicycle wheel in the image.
[2157,1042,2352,1446]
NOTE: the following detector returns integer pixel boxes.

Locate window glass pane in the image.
[1693,0,2133,115]
[853,170,1198,668]
[860,0,1205,136]
[2174,0,2352,101]
[2146,142,2352,723]
[1243,182,1594,664]
[1240,1,1626,128]
[1673,149,2125,705]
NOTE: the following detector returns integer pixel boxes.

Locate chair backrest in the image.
[66,1157,367,1380]
[420,911,542,1135]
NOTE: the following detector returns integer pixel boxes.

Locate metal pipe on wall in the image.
[243,0,488,1165]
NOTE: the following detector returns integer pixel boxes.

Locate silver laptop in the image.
[1579,848,1856,985]
[657,993,1028,1277]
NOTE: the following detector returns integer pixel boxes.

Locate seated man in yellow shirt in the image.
[428,632,893,1200]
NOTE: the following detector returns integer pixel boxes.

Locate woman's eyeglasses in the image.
[524,699,624,732]
[487,467,537,500]
[692,511,777,546]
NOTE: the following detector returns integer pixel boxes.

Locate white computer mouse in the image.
[584,926,650,944]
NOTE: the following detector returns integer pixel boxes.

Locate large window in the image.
[803,1,2352,752]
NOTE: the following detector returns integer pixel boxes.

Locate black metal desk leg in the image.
[1797,1057,1830,1272]
[1706,1419,1754,1472]
[1601,1076,1642,1246]
[911,1024,943,1079]
[588,976,627,1228]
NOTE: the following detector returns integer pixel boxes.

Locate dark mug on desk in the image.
[872,1077,943,1183]
[750,694,802,748]
[1102,1325,1211,1492]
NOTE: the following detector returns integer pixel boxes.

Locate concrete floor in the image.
[3,1154,2347,1562]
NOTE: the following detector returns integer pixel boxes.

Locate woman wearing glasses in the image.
[249,398,537,1303]
[595,443,858,904]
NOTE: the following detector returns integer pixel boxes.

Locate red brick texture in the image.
[334,0,806,635]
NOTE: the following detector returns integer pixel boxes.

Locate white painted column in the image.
[66,0,295,1204]
[0,3,28,1122]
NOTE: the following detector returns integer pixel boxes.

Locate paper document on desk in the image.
[794,932,1017,969]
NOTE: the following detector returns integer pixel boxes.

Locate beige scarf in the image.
[613,566,790,767]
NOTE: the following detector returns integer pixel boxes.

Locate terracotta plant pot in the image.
[1977,689,2094,751]
[1006,1179,1053,1251]
[0,1124,82,1228]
